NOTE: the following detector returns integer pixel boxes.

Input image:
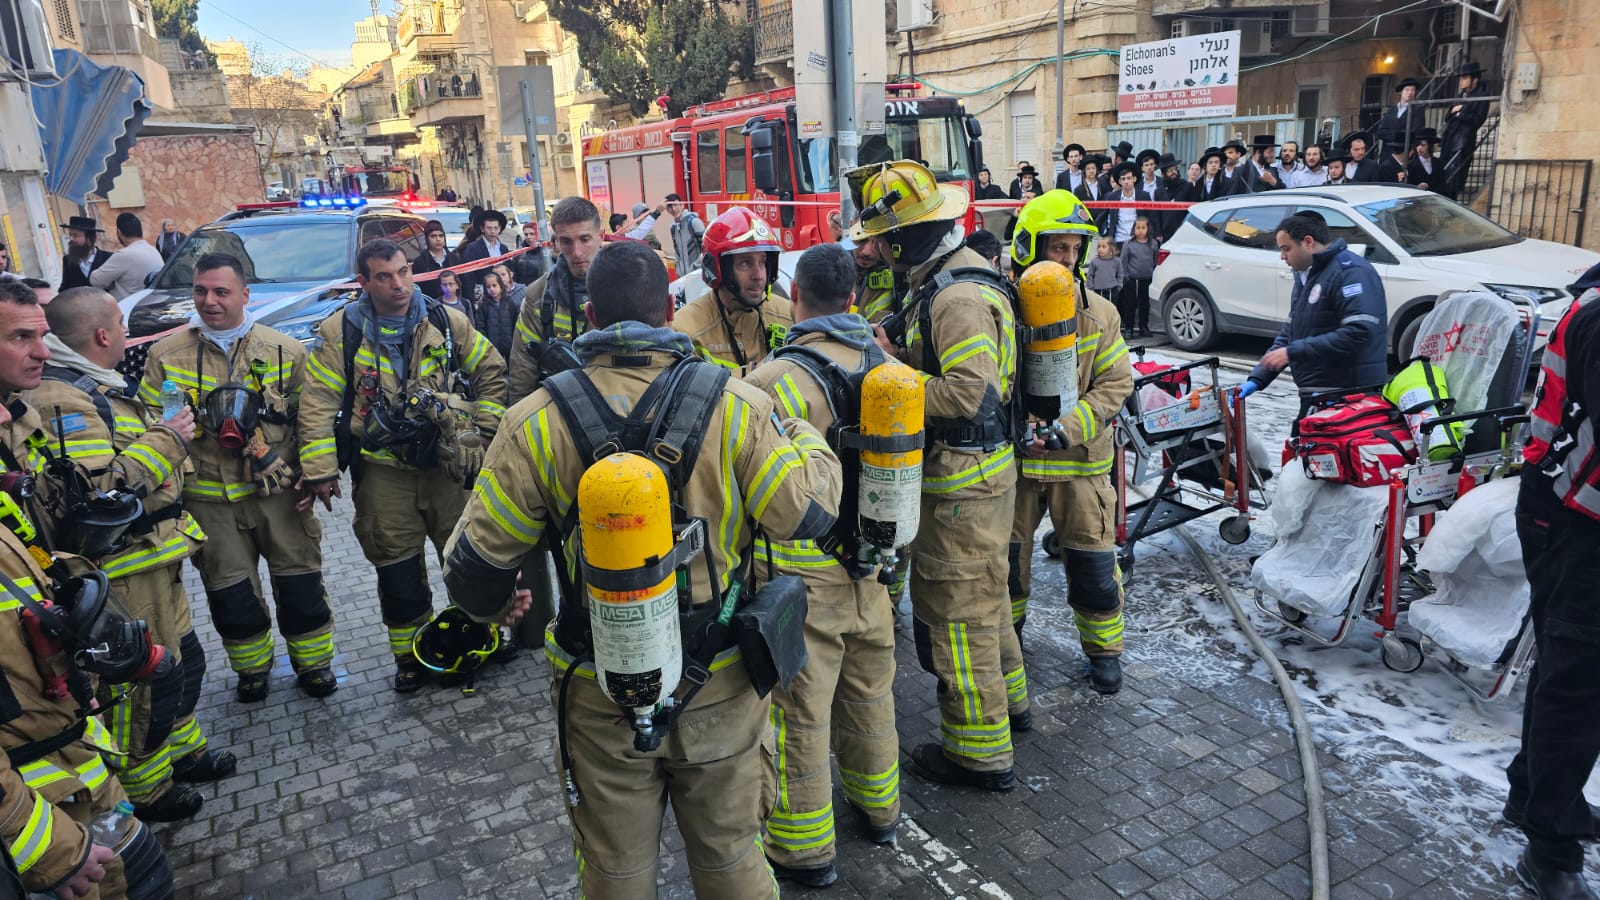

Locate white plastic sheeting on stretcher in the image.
[1250,463,1390,617]
[1408,477,1530,668]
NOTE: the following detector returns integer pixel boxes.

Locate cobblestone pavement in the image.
[159,472,1552,900]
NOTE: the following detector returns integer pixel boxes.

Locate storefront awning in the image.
[29,49,150,202]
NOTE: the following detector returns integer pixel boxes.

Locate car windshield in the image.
[431,208,474,236]
[154,221,350,288]
[1353,194,1521,257]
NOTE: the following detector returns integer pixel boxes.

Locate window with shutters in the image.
[1009,91,1037,168]
[53,0,75,41]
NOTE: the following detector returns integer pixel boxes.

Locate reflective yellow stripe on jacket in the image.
[100,515,205,578]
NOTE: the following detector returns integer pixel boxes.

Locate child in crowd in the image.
[437,269,471,319]
[1087,236,1124,315]
[1119,216,1158,338]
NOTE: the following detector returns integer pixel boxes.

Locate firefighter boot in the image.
[906,744,1016,792]
[768,858,839,889]
[171,749,238,784]
[134,785,204,823]
[1090,657,1123,695]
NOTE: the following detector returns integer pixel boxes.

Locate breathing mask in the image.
[57,487,143,560]
[199,384,265,451]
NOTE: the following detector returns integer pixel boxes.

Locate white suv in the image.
[1151,185,1600,357]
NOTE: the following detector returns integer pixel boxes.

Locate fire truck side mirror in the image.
[964,115,983,139]
[750,128,779,195]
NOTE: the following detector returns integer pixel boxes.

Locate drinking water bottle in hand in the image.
[160,379,185,419]
[89,799,138,853]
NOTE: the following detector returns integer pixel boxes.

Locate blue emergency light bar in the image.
[299,194,367,209]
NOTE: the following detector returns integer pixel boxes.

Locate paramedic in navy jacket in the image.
[1239,212,1388,403]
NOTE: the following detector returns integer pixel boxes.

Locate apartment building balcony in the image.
[1151,0,1328,18]
[405,67,485,127]
[367,117,417,140]
[752,0,792,67]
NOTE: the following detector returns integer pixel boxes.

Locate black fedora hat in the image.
[1325,147,1351,164]
[1221,139,1247,155]
[1454,60,1483,78]
[1339,130,1374,149]
[1017,164,1040,177]
[1113,140,1134,158]
[1394,77,1422,92]
[1198,147,1224,166]
[475,208,508,228]
[1109,161,1138,182]
[1250,134,1279,150]
[1413,127,1441,144]
[1156,151,1182,170]
[1084,153,1111,169]
[1065,142,1086,156]
[1135,148,1161,166]
[64,216,103,233]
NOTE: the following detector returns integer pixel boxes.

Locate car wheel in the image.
[1394,307,1430,361]
[1164,288,1218,351]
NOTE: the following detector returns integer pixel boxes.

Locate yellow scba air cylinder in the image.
[1017,260,1080,410]
[578,453,682,718]
[858,362,924,561]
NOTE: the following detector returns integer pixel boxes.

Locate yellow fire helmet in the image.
[1011,189,1101,271]
[846,160,970,240]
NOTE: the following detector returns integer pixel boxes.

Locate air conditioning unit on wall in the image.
[555,131,573,148]
[1237,19,1273,58]
[897,0,933,32]
[0,0,57,80]
[1290,1,1330,37]
[555,153,574,168]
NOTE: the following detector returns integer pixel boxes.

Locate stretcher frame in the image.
[1108,352,1270,571]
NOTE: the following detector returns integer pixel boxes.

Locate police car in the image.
[1151,184,1600,357]
[119,197,428,376]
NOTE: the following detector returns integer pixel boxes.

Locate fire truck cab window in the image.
[884,116,971,182]
[697,130,722,194]
[795,137,836,193]
[725,127,747,194]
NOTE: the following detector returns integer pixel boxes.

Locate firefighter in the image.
[1007,190,1134,695]
[508,196,602,400]
[674,207,794,376]
[26,287,236,822]
[0,278,176,899]
[855,160,1023,791]
[300,239,508,693]
[744,244,901,887]
[140,253,338,705]
[845,233,899,325]
[441,240,841,897]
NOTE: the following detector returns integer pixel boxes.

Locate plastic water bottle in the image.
[160,379,185,419]
[88,800,137,853]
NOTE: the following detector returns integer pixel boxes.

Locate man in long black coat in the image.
[1441,61,1491,200]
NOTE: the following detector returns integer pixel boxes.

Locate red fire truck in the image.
[581,84,985,251]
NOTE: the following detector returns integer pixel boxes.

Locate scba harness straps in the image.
[909,264,1025,451]
[769,342,922,579]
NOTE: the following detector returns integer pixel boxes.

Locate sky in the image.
[195,0,371,71]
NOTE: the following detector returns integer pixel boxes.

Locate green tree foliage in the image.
[152,0,207,55]
[548,0,752,118]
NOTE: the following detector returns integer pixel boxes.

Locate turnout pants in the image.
[910,487,1017,773]
[188,491,334,675]
[1505,513,1600,873]
[1008,474,1126,659]
[352,464,468,657]
[102,564,206,803]
[764,576,899,867]
[548,648,777,899]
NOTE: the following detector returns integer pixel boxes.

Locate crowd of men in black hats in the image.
[982,60,1493,249]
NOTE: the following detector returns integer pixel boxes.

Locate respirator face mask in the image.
[199,384,264,451]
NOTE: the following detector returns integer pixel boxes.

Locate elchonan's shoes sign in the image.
[1117,31,1241,123]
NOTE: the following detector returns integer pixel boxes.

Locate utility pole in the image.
[1054,0,1065,175]
[831,0,858,223]
[519,77,554,264]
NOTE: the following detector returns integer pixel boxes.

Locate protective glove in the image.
[244,430,295,496]
[1236,380,1260,402]
[443,427,485,488]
